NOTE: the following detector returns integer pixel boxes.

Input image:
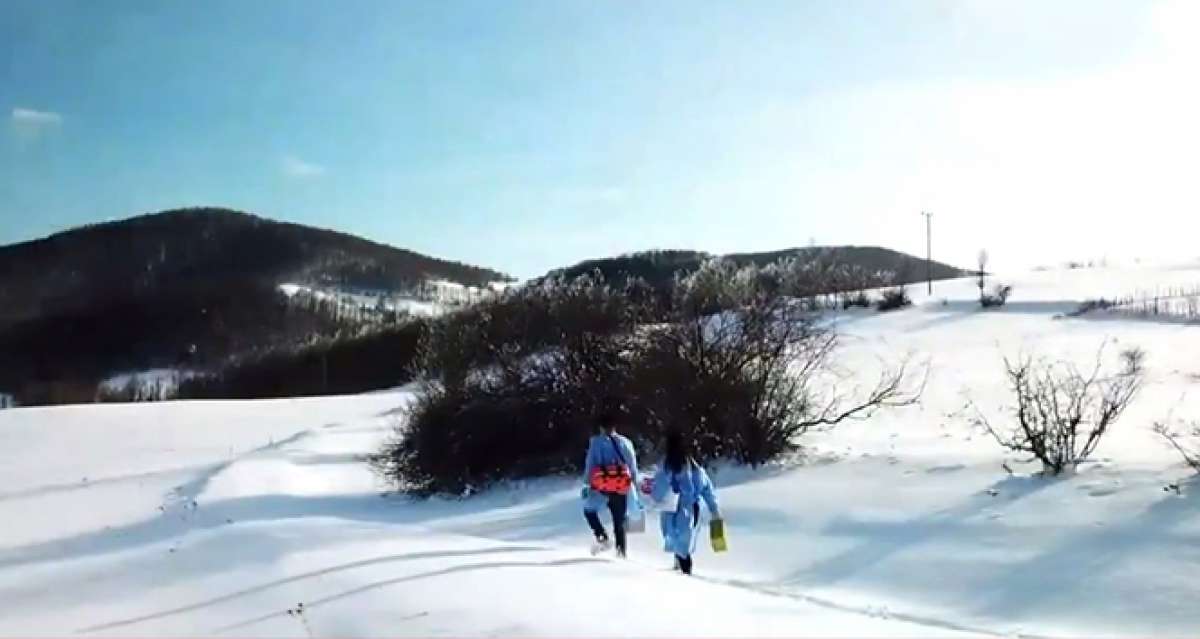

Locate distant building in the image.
[0,393,14,410]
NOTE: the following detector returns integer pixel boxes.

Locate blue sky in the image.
[3,0,1198,278]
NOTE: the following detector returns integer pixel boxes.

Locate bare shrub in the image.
[631,272,924,465]
[1070,298,1117,317]
[1154,419,1200,472]
[972,343,1145,475]
[876,286,911,312]
[975,250,1013,308]
[981,284,1013,308]
[843,290,872,309]
[374,274,648,495]
[415,272,641,391]
[378,261,926,495]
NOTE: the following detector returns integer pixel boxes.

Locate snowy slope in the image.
[0,393,960,637]
[2,265,1200,637]
[278,279,501,319]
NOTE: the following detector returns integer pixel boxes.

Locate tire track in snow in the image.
[614,553,1056,639]
[696,574,1055,639]
[208,557,606,635]
[0,464,218,503]
[0,428,317,571]
[168,428,316,508]
[77,545,550,633]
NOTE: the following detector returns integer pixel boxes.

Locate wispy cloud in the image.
[12,107,63,126]
[281,155,325,178]
[10,107,63,144]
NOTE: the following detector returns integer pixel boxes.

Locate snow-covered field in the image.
[2,265,1200,637]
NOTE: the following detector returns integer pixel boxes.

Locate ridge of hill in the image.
[544,246,966,289]
[0,207,510,403]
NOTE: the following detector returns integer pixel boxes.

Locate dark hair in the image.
[596,396,624,432]
[664,430,690,474]
[597,409,617,432]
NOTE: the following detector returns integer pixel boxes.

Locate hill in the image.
[0,208,509,404]
[544,246,965,290]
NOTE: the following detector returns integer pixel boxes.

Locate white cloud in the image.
[11,107,62,126]
[10,108,63,145]
[281,155,325,178]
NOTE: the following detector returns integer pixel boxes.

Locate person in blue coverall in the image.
[581,409,641,557]
[649,430,720,575]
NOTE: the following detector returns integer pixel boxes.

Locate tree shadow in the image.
[827,310,882,329]
[775,474,1056,588]
[1,488,582,626]
[969,475,1200,621]
[0,479,589,576]
[707,459,822,489]
[905,311,981,334]
[210,557,606,635]
[906,300,1081,333]
[934,300,1079,315]
[1067,311,1200,328]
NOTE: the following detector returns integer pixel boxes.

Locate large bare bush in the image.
[378,259,926,495]
[973,343,1145,475]
[630,258,924,465]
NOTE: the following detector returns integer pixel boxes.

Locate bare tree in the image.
[977,250,989,301]
[972,342,1145,475]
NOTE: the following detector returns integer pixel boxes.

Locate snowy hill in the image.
[0,208,511,406]
[2,265,1200,636]
[542,246,966,291]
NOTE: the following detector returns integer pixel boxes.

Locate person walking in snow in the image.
[582,408,640,557]
[646,430,721,575]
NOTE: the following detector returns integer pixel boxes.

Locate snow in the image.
[277,282,475,318]
[3,265,1200,636]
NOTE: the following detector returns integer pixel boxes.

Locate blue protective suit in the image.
[651,459,720,557]
[582,432,640,513]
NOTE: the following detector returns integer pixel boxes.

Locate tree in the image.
[977,250,989,300]
[972,343,1145,475]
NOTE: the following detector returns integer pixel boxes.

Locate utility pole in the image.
[921,211,933,295]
